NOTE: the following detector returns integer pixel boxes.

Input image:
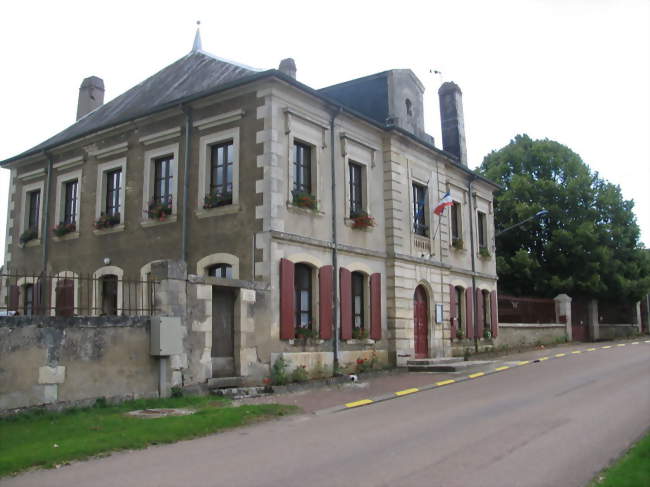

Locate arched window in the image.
[24,284,34,316]
[294,264,312,329]
[352,272,365,331]
[455,286,464,332]
[101,275,118,315]
[207,263,233,279]
[483,289,491,331]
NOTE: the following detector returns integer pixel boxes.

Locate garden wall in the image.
[493,323,567,348]
[598,324,639,340]
[0,316,159,411]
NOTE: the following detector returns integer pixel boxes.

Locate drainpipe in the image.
[330,107,341,374]
[42,152,54,279]
[467,176,479,353]
[180,106,192,264]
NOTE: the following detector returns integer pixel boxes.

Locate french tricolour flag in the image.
[434,192,454,215]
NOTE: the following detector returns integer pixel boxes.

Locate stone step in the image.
[407,360,495,372]
[207,376,245,389]
[211,386,267,400]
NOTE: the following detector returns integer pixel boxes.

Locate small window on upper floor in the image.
[207,141,234,207]
[405,98,413,116]
[349,162,364,217]
[95,158,126,230]
[478,211,487,249]
[412,183,428,237]
[451,201,462,247]
[293,141,312,195]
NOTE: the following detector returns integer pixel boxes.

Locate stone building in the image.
[1,34,499,387]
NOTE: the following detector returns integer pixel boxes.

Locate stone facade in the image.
[2,46,499,388]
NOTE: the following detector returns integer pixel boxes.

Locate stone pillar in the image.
[634,301,642,333]
[554,294,572,341]
[588,299,599,341]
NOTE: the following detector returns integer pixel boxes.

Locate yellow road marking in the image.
[587,348,597,351]
[345,399,373,408]
[632,342,639,345]
[517,361,530,365]
[436,379,456,386]
[602,346,612,349]
[617,344,626,347]
[468,372,485,379]
[495,366,510,371]
[394,388,419,396]
[538,357,549,361]
[555,353,566,357]
[571,351,582,354]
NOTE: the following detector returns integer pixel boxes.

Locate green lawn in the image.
[0,395,297,477]
[591,430,650,486]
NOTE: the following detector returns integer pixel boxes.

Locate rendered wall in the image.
[493,323,567,348]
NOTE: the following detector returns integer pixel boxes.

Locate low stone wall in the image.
[0,316,159,411]
[598,324,639,340]
[493,323,567,348]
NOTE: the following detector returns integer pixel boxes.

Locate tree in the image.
[479,134,650,302]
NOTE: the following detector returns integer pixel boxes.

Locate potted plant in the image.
[146,198,173,221]
[452,238,464,250]
[479,247,491,258]
[483,328,492,339]
[53,222,76,237]
[295,327,316,340]
[352,327,368,340]
[456,328,465,340]
[203,191,232,209]
[19,228,38,244]
[350,211,376,229]
[291,190,317,210]
[94,213,120,230]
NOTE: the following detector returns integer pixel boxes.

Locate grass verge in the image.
[590,430,650,486]
[0,395,298,478]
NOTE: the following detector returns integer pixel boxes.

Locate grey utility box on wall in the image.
[150,316,183,356]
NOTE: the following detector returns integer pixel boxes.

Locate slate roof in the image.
[3,50,261,163]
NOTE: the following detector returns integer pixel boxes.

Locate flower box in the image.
[19,228,38,244]
[350,211,376,229]
[479,247,491,258]
[203,191,232,209]
[452,238,464,250]
[352,328,368,340]
[53,222,76,237]
[94,213,121,230]
[291,190,317,210]
[295,327,316,340]
[146,198,173,221]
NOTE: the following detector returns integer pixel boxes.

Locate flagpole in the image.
[430,213,443,242]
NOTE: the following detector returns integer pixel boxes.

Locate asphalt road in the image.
[4,342,649,487]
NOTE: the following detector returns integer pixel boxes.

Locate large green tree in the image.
[479,134,650,302]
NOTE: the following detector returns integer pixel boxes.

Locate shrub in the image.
[290,365,309,383]
[271,356,289,385]
[170,386,183,398]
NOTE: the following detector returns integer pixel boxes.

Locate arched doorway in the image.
[414,286,429,358]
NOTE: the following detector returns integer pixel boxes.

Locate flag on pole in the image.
[433,192,453,215]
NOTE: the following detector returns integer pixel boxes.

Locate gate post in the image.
[588,299,599,341]
[634,301,642,334]
[554,294,572,341]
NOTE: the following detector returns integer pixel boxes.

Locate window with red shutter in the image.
[319,266,333,339]
[370,273,381,340]
[449,284,457,339]
[340,268,352,340]
[490,290,498,338]
[279,259,295,339]
[465,287,474,339]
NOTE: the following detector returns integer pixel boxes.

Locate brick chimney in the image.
[438,81,467,166]
[76,76,105,120]
[278,58,297,79]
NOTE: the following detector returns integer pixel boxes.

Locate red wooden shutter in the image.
[370,273,381,340]
[465,287,474,339]
[279,259,295,339]
[340,268,352,340]
[449,284,456,340]
[319,265,333,340]
[490,290,498,338]
[8,285,20,312]
[476,288,484,335]
[56,279,74,317]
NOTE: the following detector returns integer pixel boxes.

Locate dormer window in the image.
[405,98,413,116]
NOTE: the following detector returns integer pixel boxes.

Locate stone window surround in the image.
[285,115,323,208]
[453,284,466,333]
[283,253,325,337]
[54,169,82,233]
[341,137,375,221]
[141,143,180,222]
[19,179,45,243]
[341,262,373,339]
[409,172,432,234]
[140,260,165,316]
[49,270,80,317]
[196,127,240,214]
[95,157,127,225]
[16,275,38,312]
[92,265,124,316]
[196,253,240,279]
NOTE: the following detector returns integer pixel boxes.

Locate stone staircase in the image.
[207,376,268,400]
[407,358,495,372]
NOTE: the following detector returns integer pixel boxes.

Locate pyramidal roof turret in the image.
[192,21,202,52]
[2,28,263,164]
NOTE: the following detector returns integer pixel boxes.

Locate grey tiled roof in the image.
[4,50,259,163]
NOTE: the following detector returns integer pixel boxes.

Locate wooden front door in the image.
[414,286,429,358]
[212,287,235,377]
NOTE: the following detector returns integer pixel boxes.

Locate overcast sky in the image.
[1,0,648,266]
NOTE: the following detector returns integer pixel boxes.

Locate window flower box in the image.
[291,190,317,210]
[452,238,464,250]
[19,228,38,244]
[203,191,232,209]
[483,328,492,339]
[479,247,491,258]
[352,328,368,340]
[53,222,76,237]
[295,327,316,340]
[350,211,376,230]
[146,198,173,221]
[94,213,120,230]
[455,328,465,340]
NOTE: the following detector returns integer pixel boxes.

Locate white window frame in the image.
[344,158,370,218]
[49,270,80,317]
[142,143,179,222]
[197,252,240,279]
[54,169,82,230]
[197,127,240,213]
[95,157,127,225]
[19,180,45,242]
[286,118,322,206]
[92,265,124,316]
